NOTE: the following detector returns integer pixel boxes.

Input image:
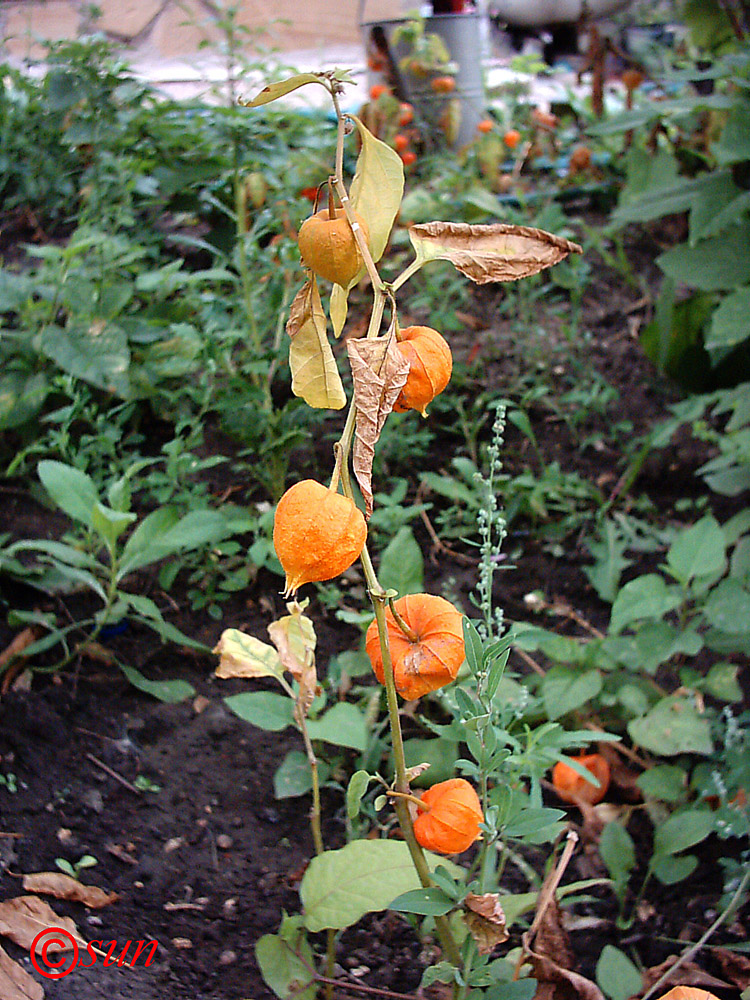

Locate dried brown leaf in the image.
[347,333,409,517]
[642,958,729,993]
[525,895,605,1000]
[463,892,508,954]
[0,896,86,951]
[0,944,44,1000]
[22,873,118,909]
[711,947,750,990]
[409,222,582,284]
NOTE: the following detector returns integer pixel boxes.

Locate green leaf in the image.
[462,618,484,675]
[653,810,715,857]
[119,664,194,703]
[38,460,100,527]
[349,116,404,266]
[388,887,455,916]
[713,101,750,165]
[610,574,683,634]
[346,770,372,819]
[707,287,750,352]
[541,667,602,720]
[658,222,750,291]
[39,321,131,397]
[704,661,743,702]
[596,945,642,1000]
[378,526,424,596]
[636,765,687,802]
[300,840,461,932]
[224,691,294,731]
[255,915,316,1000]
[628,696,713,756]
[273,751,331,800]
[0,371,49,430]
[667,515,726,583]
[92,502,137,549]
[652,853,698,885]
[243,73,327,107]
[117,508,233,579]
[599,822,635,890]
[399,737,459,787]
[306,702,368,751]
[703,578,750,633]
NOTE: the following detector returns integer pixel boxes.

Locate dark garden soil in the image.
[0,220,748,1000]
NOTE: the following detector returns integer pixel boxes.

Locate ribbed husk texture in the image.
[393,326,452,416]
[365,593,464,700]
[297,208,369,287]
[413,778,484,854]
[273,479,367,596]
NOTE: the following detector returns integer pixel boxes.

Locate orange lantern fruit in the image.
[413,778,484,854]
[297,208,369,287]
[552,753,610,805]
[365,593,464,700]
[503,128,521,149]
[398,102,415,125]
[477,119,494,134]
[653,990,721,1000]
[393,326,452,416]
[569,144,591,173]
[273,480,367,597]
[430,76,456,94]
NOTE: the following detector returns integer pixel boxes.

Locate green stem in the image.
[234,174,270,406]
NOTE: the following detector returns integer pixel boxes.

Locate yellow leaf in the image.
[268,604,318,720]
[241,73,327,107]
[287,278,346,409]
[213,628,284,682]
[349,116,404,266]
[408,221,582,284]
[330,283,349,338]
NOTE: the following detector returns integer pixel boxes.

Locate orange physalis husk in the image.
[297,208,369,287]
[413,778,484,854]
[272,480,367,597]
[365,593,464,700]
[552,753,610,805]
[654,990,721,1000]
[392,326,452,417]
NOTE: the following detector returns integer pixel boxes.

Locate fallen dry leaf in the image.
[347,333,409,517]
[0,944,44,1000]
[524,894,605,1000]
[22,872,118,909]
[642,959,728,994]
[0,895,86,951]
[710,947,750,990]
[463,892,508,954]
[408,222,582,285]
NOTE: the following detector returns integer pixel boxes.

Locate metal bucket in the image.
[362,14,487,148]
